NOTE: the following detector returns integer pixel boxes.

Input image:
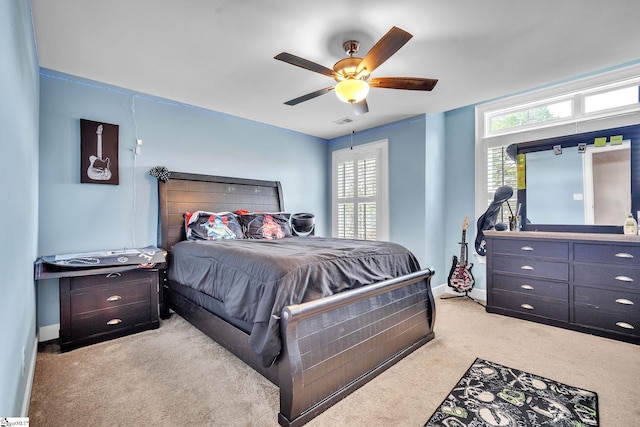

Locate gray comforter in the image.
[168,237,421,366]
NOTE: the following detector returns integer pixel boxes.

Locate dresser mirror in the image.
[517,124,640,233]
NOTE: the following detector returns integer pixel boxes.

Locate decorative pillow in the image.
[239,212,292,240]
[185,211,244,241]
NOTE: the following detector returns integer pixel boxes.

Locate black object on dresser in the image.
[35,250,165,352]
[485,230,639,345]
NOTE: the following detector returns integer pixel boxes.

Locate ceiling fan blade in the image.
[284,87,334,106]
[274,52,336,77]
[356,27,413,75]
[353,99,369,116]
[369,77,438,91]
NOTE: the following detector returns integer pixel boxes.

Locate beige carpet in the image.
[29,296,640,426]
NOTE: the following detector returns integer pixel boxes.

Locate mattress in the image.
[168,237,421,366]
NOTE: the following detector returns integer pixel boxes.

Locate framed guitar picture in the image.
[80,119,119,185]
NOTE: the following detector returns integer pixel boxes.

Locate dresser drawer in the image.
[70,280,151,315]
[574,243,640,266]
[492,239,569,259]
[70,301,152,340]
[492,255,569,280]
[574,263,640,289]
[70,269,154,292]
[574,305,639,337]
[492,291,569,321]
[574,286,640,316]
[492,274,568,301]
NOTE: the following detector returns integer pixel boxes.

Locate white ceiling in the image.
[31,0,640,140]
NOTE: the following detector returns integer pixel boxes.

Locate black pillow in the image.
[239,213,292,240]
[185,211,244,240]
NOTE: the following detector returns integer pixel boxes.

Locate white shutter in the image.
[332,140,388,240]
[486,145,517,222]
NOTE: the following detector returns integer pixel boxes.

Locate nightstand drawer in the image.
[574,243,640,266]
[492,290,569,321]
[492,255,569,280]
[492,274,568,301]
[70,302,152,339]
[492,239,569,259]
[70,280,151,314]
[574,263,640,289]
[70,269,153,292]
[574,286,640,316]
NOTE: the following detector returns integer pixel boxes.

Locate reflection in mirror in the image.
[526,141,631,225]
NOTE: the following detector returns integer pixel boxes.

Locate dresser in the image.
[485,230,640,344]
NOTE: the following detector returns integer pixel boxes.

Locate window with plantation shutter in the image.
[486,145,517,224]
[332,140,389,241]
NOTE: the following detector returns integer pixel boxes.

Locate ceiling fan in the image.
[274,26,438,116]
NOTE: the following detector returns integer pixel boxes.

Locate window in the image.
[488,99,573,134]
[332,139,389,240]
[486,145,517,223]
[476,64,640,242]
[584,85,639,113]
[483,72,640,139]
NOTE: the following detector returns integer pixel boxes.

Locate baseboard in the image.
[39,323,59,342]
[433,282,487,302]
[21,335,38,417]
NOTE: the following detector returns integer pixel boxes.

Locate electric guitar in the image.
[447,216,475,293]
[87,124,112,180]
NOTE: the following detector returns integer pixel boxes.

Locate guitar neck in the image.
[459,230,467,264]
[97,133,102,159]
[96,125,103,159]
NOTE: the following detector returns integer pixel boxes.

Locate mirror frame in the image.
[517,123,640,233]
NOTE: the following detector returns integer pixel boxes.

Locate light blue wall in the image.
[0,0,40,416]
[424,113,447,286]
[328,114,448,287]
[443,106,482,288]
[37,70,329,327]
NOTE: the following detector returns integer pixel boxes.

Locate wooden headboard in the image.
[157,171,284,250]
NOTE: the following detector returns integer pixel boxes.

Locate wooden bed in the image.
[156,171,436,426]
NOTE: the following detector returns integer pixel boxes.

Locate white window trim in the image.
[331,139,389,241]
[475,63,640,230]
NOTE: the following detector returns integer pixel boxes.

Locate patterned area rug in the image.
[425,358,598,426]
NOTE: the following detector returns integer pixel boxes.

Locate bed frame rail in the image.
[277,268,436,427]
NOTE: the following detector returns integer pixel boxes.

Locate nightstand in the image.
[35,247,165,351]
[58,268,161,351]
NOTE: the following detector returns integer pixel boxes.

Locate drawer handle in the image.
[520,246,534,251]
[615,252,634,259]
[520,304,534,310]
[521,285,534,290]
[521,265,534,271]
[106,295,122,302]
[615,322,635,330]
[106,319,122,326]
[615,298,634,305]
[106,272,122,278]
[615,276,634,282]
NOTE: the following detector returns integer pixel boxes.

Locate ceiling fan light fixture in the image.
[335,79,370,104]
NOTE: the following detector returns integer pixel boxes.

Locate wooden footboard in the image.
[277,268,436,427]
